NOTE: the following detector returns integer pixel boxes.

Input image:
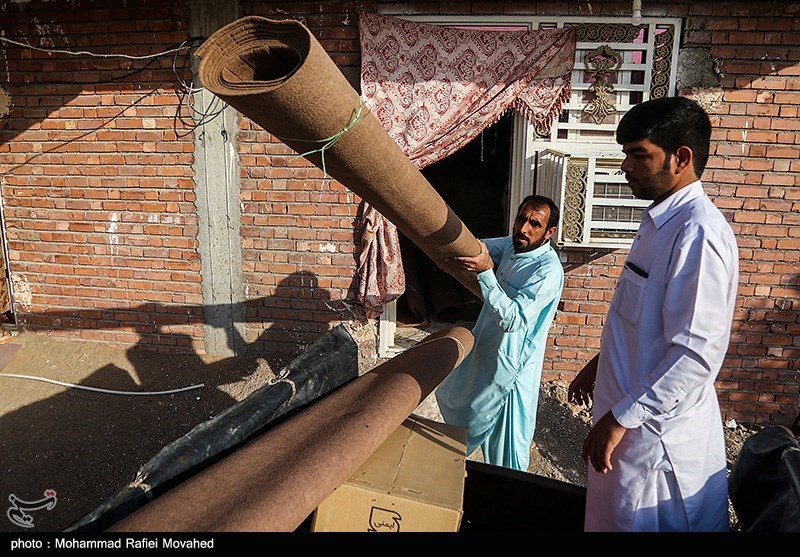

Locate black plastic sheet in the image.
[729,425,800,532]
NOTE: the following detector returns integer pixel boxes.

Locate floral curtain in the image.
[357,12,576,318]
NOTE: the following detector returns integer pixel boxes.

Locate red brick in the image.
[775,91,800,104]
[723,90,759,102]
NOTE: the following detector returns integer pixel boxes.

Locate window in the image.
[530,18,682,248]
[536,149,646,247]
[410,15,682,249]
[378,14,682,356]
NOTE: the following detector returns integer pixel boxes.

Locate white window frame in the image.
[410,15,681,242]
[379,297,401,357]
[536,148,648,248]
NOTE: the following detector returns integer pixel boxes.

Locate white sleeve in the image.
[612,223,737,428]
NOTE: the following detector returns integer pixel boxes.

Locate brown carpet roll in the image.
[194,16,482,298]
[108,326,474,532]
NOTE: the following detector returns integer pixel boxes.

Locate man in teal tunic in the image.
[436,195,564,471]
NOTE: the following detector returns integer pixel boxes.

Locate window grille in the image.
[528,18,681,248]
[535,149,650,248]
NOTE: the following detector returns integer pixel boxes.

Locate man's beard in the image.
[513,234,548,254]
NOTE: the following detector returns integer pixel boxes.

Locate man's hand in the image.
[582,411,627,474]
[568,354,598,407]
[444,241,493,273]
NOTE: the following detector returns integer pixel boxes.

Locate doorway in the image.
[392,112,514,350]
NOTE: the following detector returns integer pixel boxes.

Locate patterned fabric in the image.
[357,202,406,319]
[356,12,576,317]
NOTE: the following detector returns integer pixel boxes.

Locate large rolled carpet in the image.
[194,15,482,298]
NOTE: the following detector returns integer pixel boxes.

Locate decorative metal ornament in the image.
[650,25,675,99]
[563,160,588,242]
[583,45,623,125]
[575,23,643,43]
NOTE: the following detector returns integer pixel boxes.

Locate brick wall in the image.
[239,1,370,358]
[0,0,797,424]
[686,2,800,425]
[0,0,376,361]
[0,0,205,352]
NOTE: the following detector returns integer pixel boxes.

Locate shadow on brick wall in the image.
[19,269,360,356]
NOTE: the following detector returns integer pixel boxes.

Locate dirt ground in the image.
[0,331,760,532]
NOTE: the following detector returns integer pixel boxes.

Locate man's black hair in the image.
[517,194,559,230]
[616,96,711,177]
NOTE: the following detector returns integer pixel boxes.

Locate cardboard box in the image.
[311,414,467,532]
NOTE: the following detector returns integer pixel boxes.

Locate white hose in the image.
[0,373,204,396]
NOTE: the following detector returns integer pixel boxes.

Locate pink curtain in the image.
[356,12,576,318]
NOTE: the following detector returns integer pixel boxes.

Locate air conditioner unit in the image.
[534,148,649,249]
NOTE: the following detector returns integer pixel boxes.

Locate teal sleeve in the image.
[476,267,562,333]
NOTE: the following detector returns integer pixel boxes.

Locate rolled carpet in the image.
[194,15,482,298]
[108,326,474,531]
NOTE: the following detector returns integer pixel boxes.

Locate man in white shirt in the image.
[568,96,739,531]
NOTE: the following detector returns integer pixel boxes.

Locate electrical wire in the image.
[168,36,228,135]
[171,36,205,94]
[0,373,204,396]
[0,35,193,60]
[1,33,228,139]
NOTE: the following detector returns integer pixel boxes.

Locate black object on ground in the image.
[460,460,586,531]
[729,425,800,532]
